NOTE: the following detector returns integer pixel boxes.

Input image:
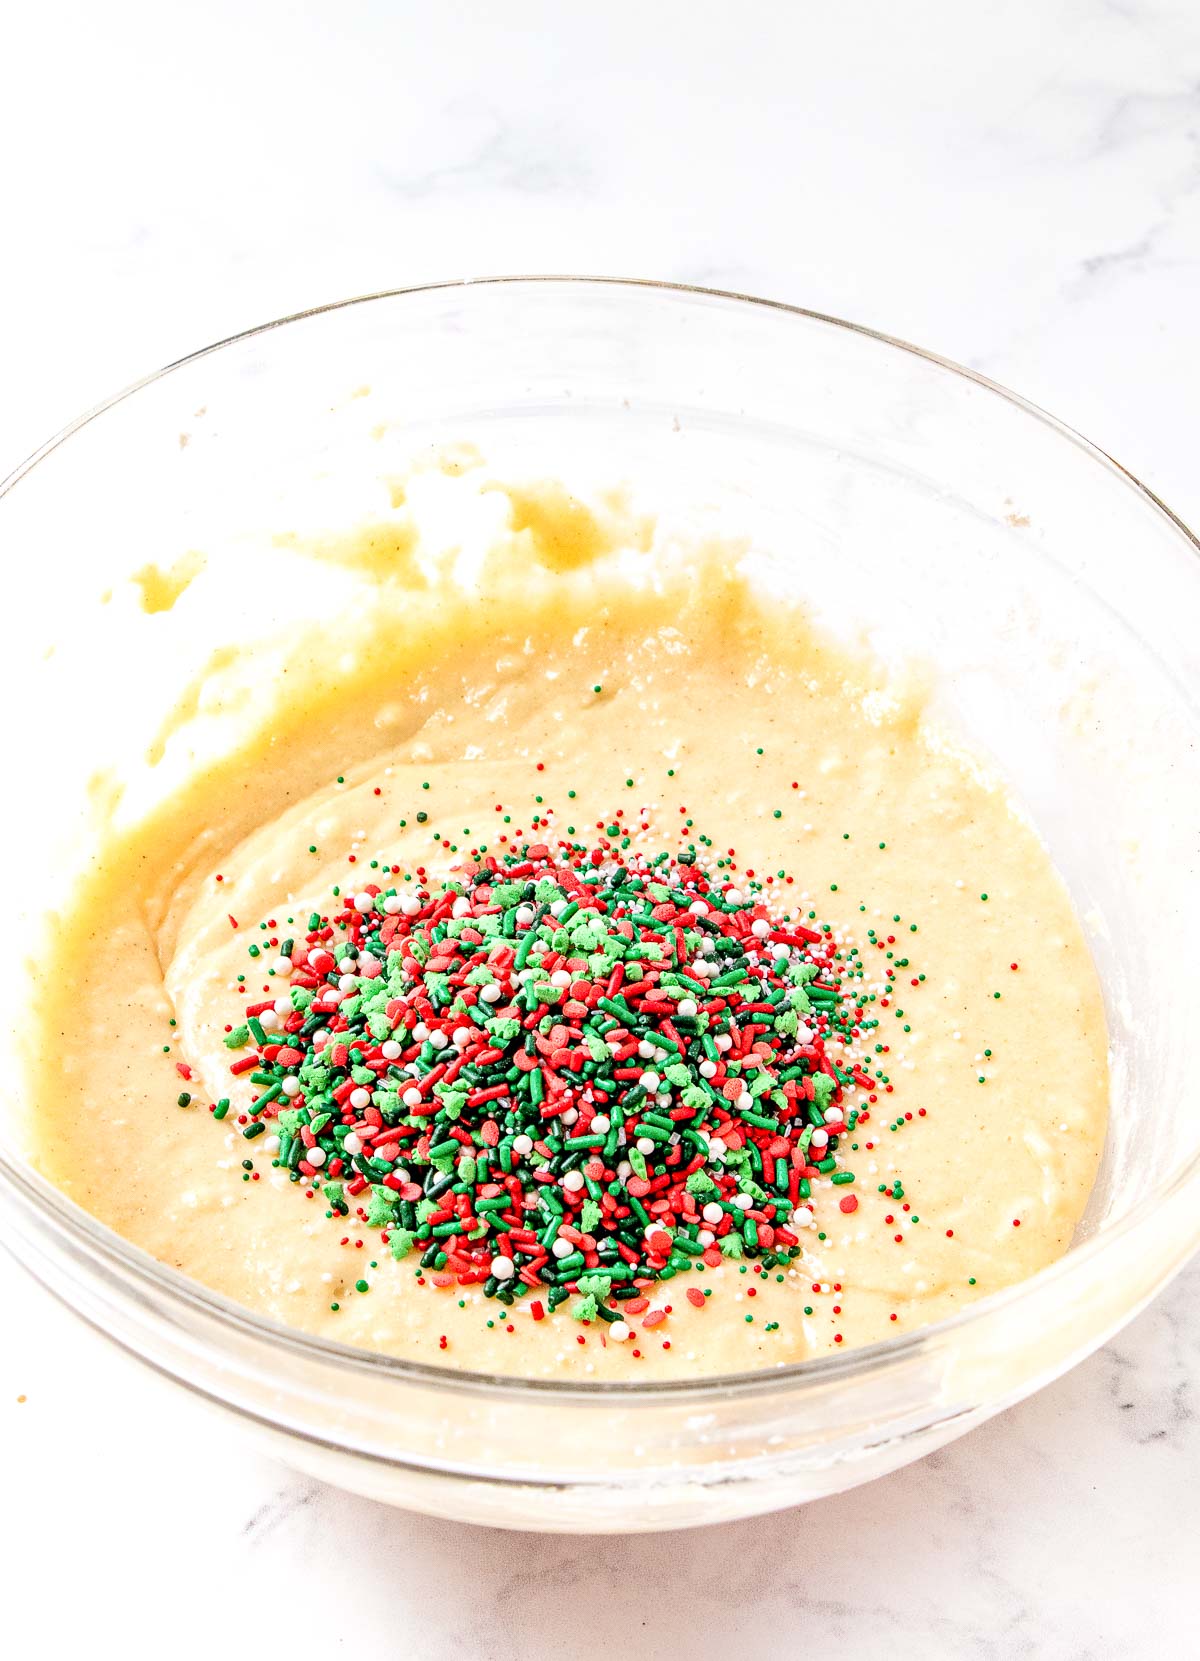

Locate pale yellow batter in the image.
[30,486,1108,1378]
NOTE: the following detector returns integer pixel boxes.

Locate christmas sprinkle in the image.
[215,833,884,1324]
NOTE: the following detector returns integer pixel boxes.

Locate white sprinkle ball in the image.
[353,893,374,914]
[271,956,293,976]
[562,1170,586,1192]
[306,1145,326,1167]
[381,1040,402,1061]
[343,1133,363,1156]
[281,1077,302,1098]
[491,1256,515,1280]
[702,1202,724,1225]
[636,1137,656,1156]
[481,983,503,1003]
[512,1134,534,1156]
[349,1087,372,1110]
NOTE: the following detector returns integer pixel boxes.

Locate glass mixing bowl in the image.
[1,278,1198,1532]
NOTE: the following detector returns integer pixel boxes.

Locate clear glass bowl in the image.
[2,278,1198,1532]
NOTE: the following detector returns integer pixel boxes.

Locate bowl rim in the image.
[3,272,1199,1403]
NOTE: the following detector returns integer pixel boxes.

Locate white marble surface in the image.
[3,1,1199,1653]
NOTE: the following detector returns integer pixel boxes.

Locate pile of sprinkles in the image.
[218,834,890,1331]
